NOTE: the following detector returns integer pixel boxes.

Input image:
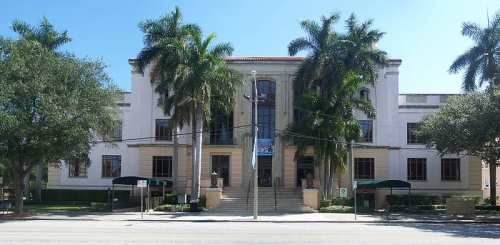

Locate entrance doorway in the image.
[296,156,314,187]
[212,155,230,187]
[258,156,272,187]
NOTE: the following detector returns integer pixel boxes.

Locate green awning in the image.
[357,180,411,189]
[112,176,172,186]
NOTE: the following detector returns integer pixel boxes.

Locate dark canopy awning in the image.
[112,176,172,186]
[358,180,411,189]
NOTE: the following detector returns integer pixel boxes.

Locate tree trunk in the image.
[24,164,30,201]
[323,160,328,199]
[172,128,179,194]
[191,119,196,200]
[193,102,203,202]
[490,162,497,206]
[14,171,25,214]
[36,162,42,201]
[318,163,324,200]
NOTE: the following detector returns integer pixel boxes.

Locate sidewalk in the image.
[11,211,500,223]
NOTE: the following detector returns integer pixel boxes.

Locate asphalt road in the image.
[1,220,499,244]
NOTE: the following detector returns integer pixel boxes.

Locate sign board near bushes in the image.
[446,198,475,218]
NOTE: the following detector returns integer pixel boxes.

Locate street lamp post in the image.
[251,70,258,220]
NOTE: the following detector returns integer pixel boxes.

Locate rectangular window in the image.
[153,156,172,178]
[209,107,234,145]
[155,119,172,140]
[360,120,373,142]
[482,178,490,188]
[69,162,88,177]
[102,155,121,178]
[407,158,426,180]
[441,158,460,181]
[407,123,422,144]
[355,158,374,179]
[158,88,169,105]
[113,122,122,141]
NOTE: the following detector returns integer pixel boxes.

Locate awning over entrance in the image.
[357,180,411,189]
[112,176,172,186]
[111,176,172,211]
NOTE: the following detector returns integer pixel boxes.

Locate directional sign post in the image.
[137,180,147,219]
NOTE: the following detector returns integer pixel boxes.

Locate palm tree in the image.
[135,6,200,194]
[449,11,500,92]
[11,16,72,202]
[11,16,72,51]
[285,13,387,199]
[166,29,242,204]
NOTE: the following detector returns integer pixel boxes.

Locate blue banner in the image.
[257,138,274,156]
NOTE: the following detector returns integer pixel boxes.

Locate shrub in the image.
[198,195,207,208]
[41,189,130,203]
[164,194,178,204]
[320,199,332,207]
[386,195,439,205]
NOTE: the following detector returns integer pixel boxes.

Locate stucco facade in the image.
[47,57,483,206]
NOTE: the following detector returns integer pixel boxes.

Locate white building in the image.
[48,57,482,208]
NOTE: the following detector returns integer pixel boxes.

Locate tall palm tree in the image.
[288,13,340,92]
[166,29,242,203]
[285,13,387,199]
[11,16,72,202]
[11,16,72,51]
[449,11,500,92]
[136,6,200,194]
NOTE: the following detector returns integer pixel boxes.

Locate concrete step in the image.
[207,187,316,213]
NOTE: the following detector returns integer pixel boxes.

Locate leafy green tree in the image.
[417,91,500,205]
[136,6,201,195]
[284,13,387,198]
[11,16,73,201]
[449,11,500,91]
[0,38,122,213]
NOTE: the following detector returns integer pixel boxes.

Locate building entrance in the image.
[258,156,272,187]
[296,156,314,187]
[212,155,230,187]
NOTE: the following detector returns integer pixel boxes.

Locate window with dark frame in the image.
[407,123,422,144]
[113,122,122,141]
[360,88,370,101]
[209,107,234,145]
[354,158,374,179]
[407,158,426,180]
[441,158,460,181]
[252,80,276,139]
[69,161,88,177]
[152,156,172,178]
[155,119,172,140]
[359,120,373,142]
[102,155,121,178]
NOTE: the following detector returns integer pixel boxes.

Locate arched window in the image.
[360,88,370,101]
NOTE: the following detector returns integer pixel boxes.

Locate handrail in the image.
[246,178,251,211]
[274,178,277,211]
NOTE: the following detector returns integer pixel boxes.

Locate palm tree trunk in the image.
[172,128,179,194]
[193,102,203,202]
[191,119,196,199]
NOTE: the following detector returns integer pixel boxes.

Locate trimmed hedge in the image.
[385,195,440,205]
[320,205,374,213]
[41,189,130,202]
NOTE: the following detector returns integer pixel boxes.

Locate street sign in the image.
[137,180,147,187]
[340,188,347,197]
[353,181,357,189]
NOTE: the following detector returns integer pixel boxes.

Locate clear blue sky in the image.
[1,0,499,94]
